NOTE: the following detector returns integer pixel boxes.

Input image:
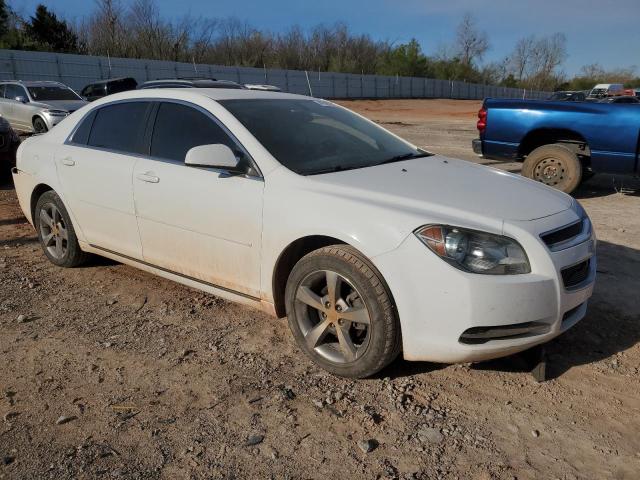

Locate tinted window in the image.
[5,84,26,100]
[220,99,427,175]
[88,102,149,153]
[27,86,81,101]
[70,110,96,145]
[106,79,137,94]
[150,102,238,162]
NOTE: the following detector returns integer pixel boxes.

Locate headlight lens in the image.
[415,225,531,275]
[45,109,68,116]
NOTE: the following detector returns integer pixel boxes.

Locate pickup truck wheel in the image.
[522,144,582,194]
[35,191,89,267]
[285,245,401,378]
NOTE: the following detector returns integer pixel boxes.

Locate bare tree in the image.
[455,13,489,66]
[510,35,536,81]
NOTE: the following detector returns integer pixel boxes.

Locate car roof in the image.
[93,87,309,103]
[1,80,68,87]
[86,77,136,85]
[139,79,244,89]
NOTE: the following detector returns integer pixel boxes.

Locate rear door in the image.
[54,101,152,259]
[132,100,264,298]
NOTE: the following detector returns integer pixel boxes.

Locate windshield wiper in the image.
[302,165,354,175]
[377,152,432,166]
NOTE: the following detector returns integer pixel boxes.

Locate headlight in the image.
[415,225,531,275]
[44,109,68,116]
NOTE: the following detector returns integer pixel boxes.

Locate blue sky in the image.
[12,0,639,75]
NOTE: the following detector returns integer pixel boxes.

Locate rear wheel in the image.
[35,191,88,267]
[33,117,48,134]
[285,245,401,378]
[522,144,582,194]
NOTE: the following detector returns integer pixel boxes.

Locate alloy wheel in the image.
[39,203,68,260]
[294,269,371,364]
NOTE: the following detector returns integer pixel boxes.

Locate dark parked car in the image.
[547,91,586,101]
[599,96,639,104]
[81,77,138,102]
[0,116,20,182]
[138,78,245,90]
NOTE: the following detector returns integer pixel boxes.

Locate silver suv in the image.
[0,80,87,133]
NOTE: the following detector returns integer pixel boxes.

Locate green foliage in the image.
[24,4,79,53]
[377,39,431,77]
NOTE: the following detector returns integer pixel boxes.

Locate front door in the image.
[55,101,152,259]
[132,101,264,298]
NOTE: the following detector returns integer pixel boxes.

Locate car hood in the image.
[309,155,573,223]
[33,100,88,112]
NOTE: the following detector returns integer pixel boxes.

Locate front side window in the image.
[219,99,428,175]
[87,102,149,153]
[27,85,81,101]
[5,84,26,101]
[150,102,240,162]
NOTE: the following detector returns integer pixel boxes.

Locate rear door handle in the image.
[61,157,75,166]
[136,172,160,183]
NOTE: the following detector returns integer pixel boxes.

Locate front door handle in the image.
[136,172,160,183]
[61,157,75,166]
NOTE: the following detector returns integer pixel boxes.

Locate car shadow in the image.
[574,174,640,199]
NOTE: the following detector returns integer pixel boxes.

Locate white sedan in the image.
[11,89,596,378]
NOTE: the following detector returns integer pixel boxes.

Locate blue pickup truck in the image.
[472,98,640,193]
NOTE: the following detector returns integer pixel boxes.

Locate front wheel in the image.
[522,144,582,194]
[33,117,48,134]
[285,245,401,378]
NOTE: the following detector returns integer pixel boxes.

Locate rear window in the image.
[87,102,149,153]
[106,79,137,94]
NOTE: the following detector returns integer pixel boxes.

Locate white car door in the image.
[55,101,152,259]
[132,101,264,298]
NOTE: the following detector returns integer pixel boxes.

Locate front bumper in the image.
[472,138,483,156]
[372,209,595,363]
[41,112,69,130]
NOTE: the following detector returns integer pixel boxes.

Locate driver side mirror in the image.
[14,96,27,104]
[185,144,243,172]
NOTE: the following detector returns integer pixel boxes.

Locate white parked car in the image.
[12,89,596,378]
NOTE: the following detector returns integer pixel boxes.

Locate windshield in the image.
[219,99,430,175]
[27,86,81,101]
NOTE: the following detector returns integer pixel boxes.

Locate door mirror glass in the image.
[185,144,241,171]
[15,95,27,103]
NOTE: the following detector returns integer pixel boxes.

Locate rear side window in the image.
[70,110,96,145]
[150,102,238,162]
[88,102,149,153]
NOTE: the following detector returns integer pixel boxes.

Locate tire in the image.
[35,191,89,267]
[522,144,582,194]
[285,245,401,378]
[33,117,48,134]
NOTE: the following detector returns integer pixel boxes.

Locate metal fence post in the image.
[55,55,62,83]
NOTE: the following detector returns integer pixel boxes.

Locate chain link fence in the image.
[0,49,548,100]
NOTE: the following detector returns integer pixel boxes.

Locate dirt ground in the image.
[1,99,640,480]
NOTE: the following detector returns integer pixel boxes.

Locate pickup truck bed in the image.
[473,98,640,193]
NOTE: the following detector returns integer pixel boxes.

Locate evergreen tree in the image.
[25,4,79,53]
